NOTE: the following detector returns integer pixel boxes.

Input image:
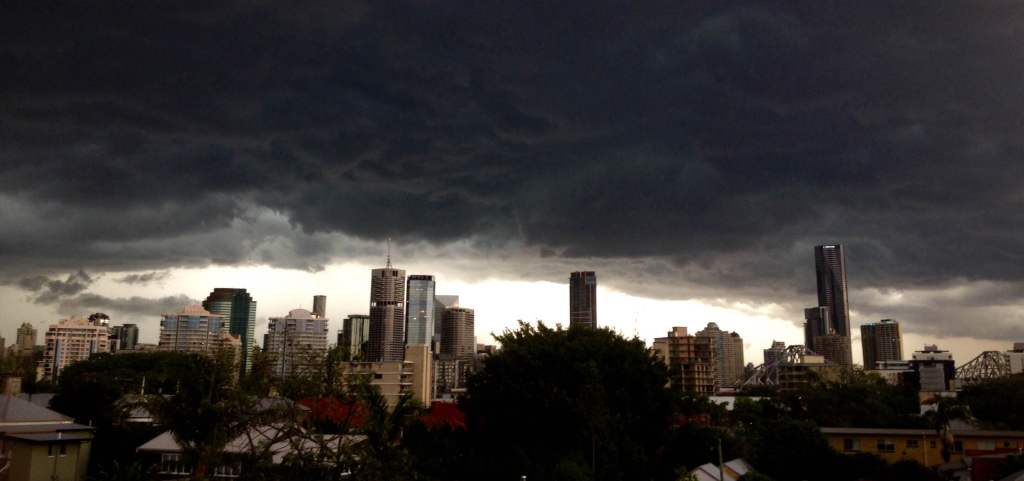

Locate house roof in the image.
[0,395,71,424]
[821,427,1024,437]
[691,458,752,481]
[7,431,94,443]
[137,427,365,465]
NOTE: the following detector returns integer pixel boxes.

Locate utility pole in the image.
[718,437,725,481]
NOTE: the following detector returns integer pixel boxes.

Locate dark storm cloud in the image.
[17,270,95,304]
[115,271,170,285]
[3,1,1024,339]
[55,294,197,318]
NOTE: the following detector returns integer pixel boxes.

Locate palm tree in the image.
[349,380,422,481]
[924,396,973,463]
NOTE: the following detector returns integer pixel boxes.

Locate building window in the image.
[160,453,191,475]
[59,443,67,456]
[930,440,937,448]
[47,444,55,457]
[906,439,920,449]
[876,439,896,453]
[843,438,860,452]
[953,441,963,453]
[977,440,996,451]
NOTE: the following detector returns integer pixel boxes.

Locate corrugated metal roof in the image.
[0,395,71,424]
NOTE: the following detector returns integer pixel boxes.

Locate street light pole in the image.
[718,437,725,481]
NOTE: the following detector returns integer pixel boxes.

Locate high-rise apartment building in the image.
[763,341,786,366]
[265,308,329,377]
[861,319,903,370]
[202,288,257,375]
[652,327,716,394]
[340,314,371,361]
[569,271,597,329]
[41,316,110,381]
[159,305,239,358]
[368,260,406,362]
[312,295,327,318]
[15,323,37,357]
[696,322,745,389]
[441,307,475,359]
[405,275,436,346]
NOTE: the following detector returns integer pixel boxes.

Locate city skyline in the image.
[2,255,1016,370]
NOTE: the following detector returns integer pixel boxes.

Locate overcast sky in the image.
[2,1,1023,366]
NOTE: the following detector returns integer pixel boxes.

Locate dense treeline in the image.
[47,325,1024,481]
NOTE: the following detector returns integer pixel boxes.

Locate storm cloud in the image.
[2,1,1023,340]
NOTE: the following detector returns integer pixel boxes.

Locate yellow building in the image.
[0,395,94,481]
[821,427,1024,468]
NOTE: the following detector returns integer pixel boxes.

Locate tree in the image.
[959,374,1024,429]
[923,396,973,463]
[461,322,674,481]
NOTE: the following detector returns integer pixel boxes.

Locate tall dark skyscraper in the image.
[367,256,406,362]
[815,245,850,337]
[806,244,853,369]
[569,271,597,329]
[202,288,257,375]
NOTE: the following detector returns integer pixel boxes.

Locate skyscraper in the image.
[312,295,327,318]
[202,288,257,376]
[15,322,37,357]
[340,314,371,361]
[815,245,850,337]
[696,322,745,389]
[861,319,903,370]
[265,308,328,377]
[405,275,436,346]
[569,271,597,329]
[120,323,139,351]
[803,306,831,351]
[441,307,475,359]
[368,259,406,362]
[434,295,459,343]
[763,340,786,366]
[806,244,853,368]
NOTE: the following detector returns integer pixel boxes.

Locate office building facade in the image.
[41,316,110,381]
[265,308,329,377]
[340,314,371,361]
[405,275,437,346]
[815,245,851,337]
[695,322,745,389]
[368,263,406,362]
[763,341,786,366]
[15,323,37,357]
[441,307,475,360]
[910,345,955,392]
[861,319,903,370]
[569,271,597,329]
[202,288,257,375]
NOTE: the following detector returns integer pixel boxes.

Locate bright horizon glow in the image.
[0,263,1013,369]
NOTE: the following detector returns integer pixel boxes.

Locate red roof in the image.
[419,401,466,430]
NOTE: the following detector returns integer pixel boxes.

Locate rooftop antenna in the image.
[386,237,392,268]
